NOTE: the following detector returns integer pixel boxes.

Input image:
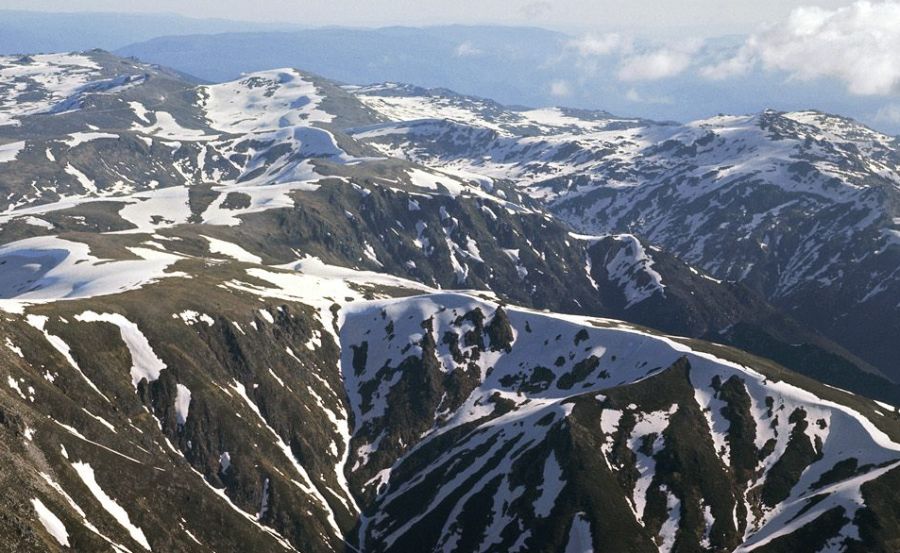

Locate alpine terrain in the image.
[0,50,899,552]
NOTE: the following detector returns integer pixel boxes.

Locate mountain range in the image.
[0,50,899,552]
[3,11,899,135]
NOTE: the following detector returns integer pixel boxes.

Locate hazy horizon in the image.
[0,1,855,36]
[2,3,900,134]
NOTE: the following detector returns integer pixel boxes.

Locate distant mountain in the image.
[2,51,900,552]
[115,26,571,106]
[1,11,897,133]
[114,27,900,136]
[0,10,296,55]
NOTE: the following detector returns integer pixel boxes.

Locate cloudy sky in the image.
[1,0,856,34]
[555,1,900,130]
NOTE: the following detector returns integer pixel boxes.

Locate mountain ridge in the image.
[347,83,900,379]
[1,50,899,552]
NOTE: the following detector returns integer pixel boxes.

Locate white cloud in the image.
[567,33,632,56]
[700,41,758,80]
[454,41,483,57]
[617,47,695,81]
[701,1,900,95]
[549,79,572,97]
[566,34,700,82]
[625,88,673,104]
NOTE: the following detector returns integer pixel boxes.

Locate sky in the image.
[0,0,856,35]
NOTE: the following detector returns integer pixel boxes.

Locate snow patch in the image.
[74,311,166,389]
[31,498,69,547]
[71,461,151,550]
[202,235,262,264]
[175,383,192,426]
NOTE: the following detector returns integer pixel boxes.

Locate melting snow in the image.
[200,69,333,133]
[533,450,565,518]
[0,236,185,307]
[74,311,167,389]
[202,235,262,264]
[175,383,192,426]
[175,310,214,326]
[0,140,25,163]
[71,461,151,550]
[564,512,593,553]
[4,336,24,357]
[604,235,665,309]
[31,498,69,547]
[25,314,110,401]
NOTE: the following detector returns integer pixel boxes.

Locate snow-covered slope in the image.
[0,51,752,332]
[350,86,900,378]
[3,239,900,552]
[0,53,106,127]
[340,292,900,552]
[2,50,900,553]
